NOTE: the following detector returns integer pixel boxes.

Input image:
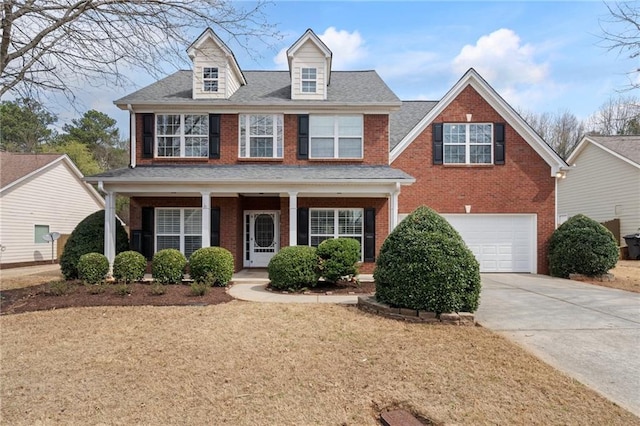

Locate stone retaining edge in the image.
[357,295,475,326]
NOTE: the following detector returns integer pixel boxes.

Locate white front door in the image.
[244,211,279,268]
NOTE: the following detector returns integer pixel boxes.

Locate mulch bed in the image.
[0,281,234,315]
[267,280,376,294]
[0,280,377,315]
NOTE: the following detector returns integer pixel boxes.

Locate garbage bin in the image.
[624,233,640,260]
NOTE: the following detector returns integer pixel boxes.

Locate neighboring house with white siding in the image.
[558,135,640,247]
[0,152,105,268]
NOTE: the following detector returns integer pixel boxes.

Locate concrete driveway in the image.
[476,274,640,417]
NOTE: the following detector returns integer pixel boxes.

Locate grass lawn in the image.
[1,302,637,425]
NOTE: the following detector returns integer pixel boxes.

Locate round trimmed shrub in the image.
[374,206,481,314]
[77,252,109,285]
[317,238,361,283]
[152,249,187,284]
[549,214,619,278]
[113,250,147,283]
[189,247,234,287]
[60,210,129,280]
[268,246,320,291]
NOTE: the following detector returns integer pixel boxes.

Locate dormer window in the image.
[301,68,317,93]
[203,67,218,92]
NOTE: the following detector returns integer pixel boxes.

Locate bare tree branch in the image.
[1,0,281,101]
[599,1,640,90]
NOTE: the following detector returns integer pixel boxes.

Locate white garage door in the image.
[442,214,537,273]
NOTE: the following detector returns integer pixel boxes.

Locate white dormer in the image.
[287,29,332,101]
[187,28,246,100]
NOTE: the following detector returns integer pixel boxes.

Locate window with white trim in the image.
[239,114,283,158]
[156,114,209,158]
[203,67,218,92]
[301,67,317,93]
[309,115,363,159]
[310,208,363,259]
[443,123,492,164]
[156,208,202,258]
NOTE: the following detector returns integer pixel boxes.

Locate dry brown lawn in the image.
[0,265,63,291]
[577,260,640,293]
[2,302,638,425]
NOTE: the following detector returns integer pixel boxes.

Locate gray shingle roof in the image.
[390,101,438,150]
[115,70,401,106]
[589,135,640,166]
[85,164,414,183]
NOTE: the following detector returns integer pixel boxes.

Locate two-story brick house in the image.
[87,28,568,275]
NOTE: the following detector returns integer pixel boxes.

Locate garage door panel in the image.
[442,214,536,273]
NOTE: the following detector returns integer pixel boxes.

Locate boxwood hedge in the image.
[268,246,320,291]
[316,238,361,283]
[77,252,109,285]
[549,214,619,278]
[152,249,187,284]
[189,247,234,287]
[374,206,481,314]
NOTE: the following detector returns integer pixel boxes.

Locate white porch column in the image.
[389,183,401,232]
[289,192,298,246]
[201,192,211,247]
[104,191,116,273]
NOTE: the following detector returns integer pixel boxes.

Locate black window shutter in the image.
[494,123,505,165]
[141,207,154,260]
[364,207,376,262]
[142,114,154,158]
[130,230,143,253]
[209,114,221,159]
[433,123,443,165]
[297,207,309,245]
[210,207,220,246]
[298,115,309,159]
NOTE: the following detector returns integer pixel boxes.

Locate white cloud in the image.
[452,28,559,110]
[274,27,367,70]
[453,28,548,86]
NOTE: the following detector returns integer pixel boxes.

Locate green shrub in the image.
[374,206,481,314]
[317,238,361,283]
[268,246,320,291]
[189,247,234,287]
[549,214,619,278]
[77,252,109,285]
[152,249,187,284]
[190,282,209,296]
[114,283,131,296]
[60,210,129,280]
[150,283,166,296]
[48,280,71,296]
[86,283,107,294]
[113,251,147,283]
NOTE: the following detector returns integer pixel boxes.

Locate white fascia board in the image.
[115,102,401,114]
[389,69,568,176]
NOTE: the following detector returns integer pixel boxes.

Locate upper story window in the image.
[239,114,283,158]
[301,68,317,93]
[156,114,209,158]
[203,67,218,92]
[443,123,492,164]
[309,115,363,159]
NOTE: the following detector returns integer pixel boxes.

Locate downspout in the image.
[128,104,136,168]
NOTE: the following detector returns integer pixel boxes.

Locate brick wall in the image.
[134,113,388,166]
[131,195,388,273]
[393,86,556,273]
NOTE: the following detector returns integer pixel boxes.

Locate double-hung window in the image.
[203,67,218,92]
[443,123,492,164]
[239,114,283,158]
[309,115,363,159]
[310,208,363,259]
[156,208,202,258]
[301,68,317,93]
[156,114,209,158]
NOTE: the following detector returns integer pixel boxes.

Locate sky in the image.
[48,1,640,136]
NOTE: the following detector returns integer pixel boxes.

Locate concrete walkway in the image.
[228,269,372,304]
[476,273,640,417]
